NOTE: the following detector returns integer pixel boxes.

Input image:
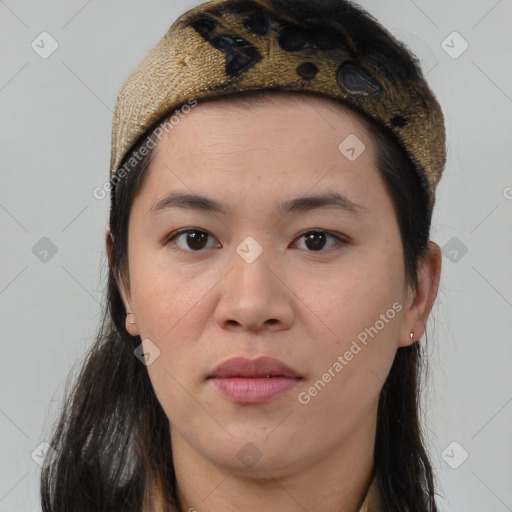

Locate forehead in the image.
[149,92,373,169]
[183,91,370,135]
[130,92,388,217]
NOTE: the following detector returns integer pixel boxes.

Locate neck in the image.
[170,402,378,512]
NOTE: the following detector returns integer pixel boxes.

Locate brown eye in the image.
[167,229,219,252]
[294,230,346,252]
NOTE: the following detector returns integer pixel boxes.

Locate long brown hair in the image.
[40,86,440,511]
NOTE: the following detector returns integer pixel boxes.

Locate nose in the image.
[213,245,295,333]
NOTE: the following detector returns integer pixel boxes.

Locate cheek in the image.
[298,242,405,343]
[129,246,206,337]
[295,286,402,437]
[128,251,215,408]
[293,245,404,412]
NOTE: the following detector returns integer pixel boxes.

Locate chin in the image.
[197,433,310,478]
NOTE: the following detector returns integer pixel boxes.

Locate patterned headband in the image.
[110,0,446,210]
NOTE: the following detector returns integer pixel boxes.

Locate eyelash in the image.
[164,228,348,254]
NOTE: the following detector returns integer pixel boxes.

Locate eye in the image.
[165,228,347,254]
[165,228,220,252]
[292,230,347,252]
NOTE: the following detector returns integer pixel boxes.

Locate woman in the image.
[41,0,446,510]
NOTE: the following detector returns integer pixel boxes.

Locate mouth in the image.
[207,356,303,404]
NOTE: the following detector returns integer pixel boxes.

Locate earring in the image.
[127,311,136,325]
[409,331,414,340]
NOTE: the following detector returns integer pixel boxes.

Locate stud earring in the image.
[409,331,414,340]
[127,311,136,325]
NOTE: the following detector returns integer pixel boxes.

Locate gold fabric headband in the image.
[110,0,446,209]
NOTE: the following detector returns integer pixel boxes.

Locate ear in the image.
[398,241,442,347]
[105,226,140,337]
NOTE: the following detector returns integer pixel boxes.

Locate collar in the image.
[358,474,383,512]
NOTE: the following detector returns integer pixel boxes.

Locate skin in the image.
[107,93,441,512]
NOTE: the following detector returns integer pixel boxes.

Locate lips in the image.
[208,356,303,404]
[208,356,302,379]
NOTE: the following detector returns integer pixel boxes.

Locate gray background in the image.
[1,0,511,510]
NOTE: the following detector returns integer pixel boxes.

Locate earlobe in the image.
[398,241,442,347]
[125,311,140,336]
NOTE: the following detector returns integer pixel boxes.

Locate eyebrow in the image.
[149,191,367,217]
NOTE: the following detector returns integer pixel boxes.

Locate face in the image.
[115,93,424,478]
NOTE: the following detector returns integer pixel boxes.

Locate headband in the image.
[110,0,446,210]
